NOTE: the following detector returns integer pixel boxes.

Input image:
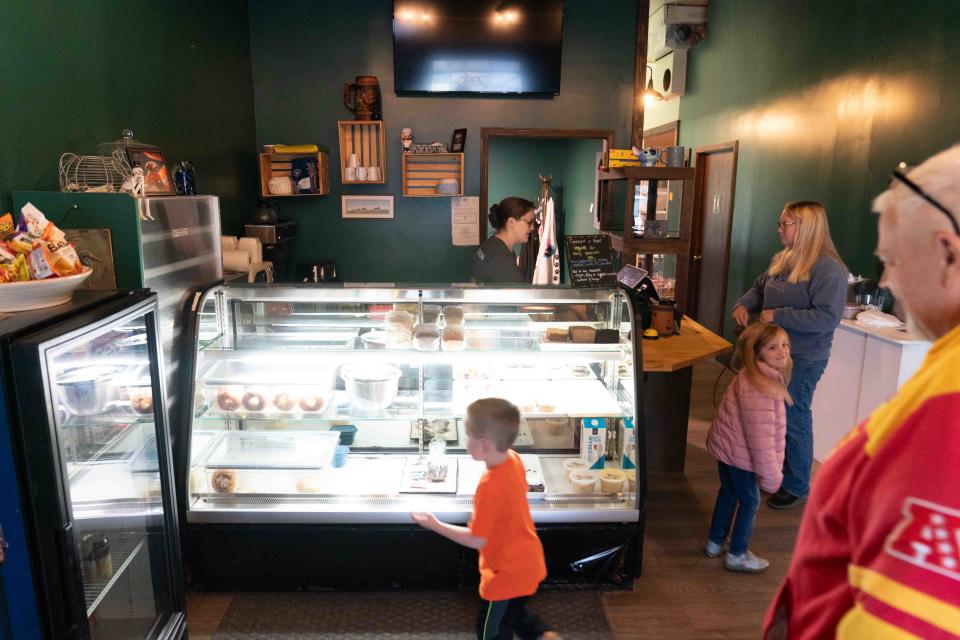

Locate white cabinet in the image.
[812,321,930,461]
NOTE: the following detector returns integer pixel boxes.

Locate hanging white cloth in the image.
[533,197,560,285]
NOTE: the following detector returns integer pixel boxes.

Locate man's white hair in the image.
[873,143,960,226]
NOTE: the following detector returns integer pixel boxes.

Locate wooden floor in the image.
[186,360,810,639]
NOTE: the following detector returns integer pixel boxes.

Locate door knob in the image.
[693,255,703,262]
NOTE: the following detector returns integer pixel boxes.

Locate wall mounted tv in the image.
[393,1,564,95]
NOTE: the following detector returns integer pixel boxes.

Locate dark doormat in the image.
[212,591,616,639]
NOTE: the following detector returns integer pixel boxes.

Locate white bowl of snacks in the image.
[0,268,92,312]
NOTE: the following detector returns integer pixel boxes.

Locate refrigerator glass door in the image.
[46,309,174,638]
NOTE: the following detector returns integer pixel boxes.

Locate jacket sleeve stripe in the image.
[847,564,960,636]
[836,603,922,640]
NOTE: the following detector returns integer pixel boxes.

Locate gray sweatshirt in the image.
[736,255,847,362]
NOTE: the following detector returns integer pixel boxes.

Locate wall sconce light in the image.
[644,65,667,106]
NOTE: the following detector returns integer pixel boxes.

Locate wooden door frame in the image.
[642,120,680,147]
[688,140,739,325]
[479,127,615,242]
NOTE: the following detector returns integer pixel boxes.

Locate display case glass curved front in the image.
[184,284,640,524]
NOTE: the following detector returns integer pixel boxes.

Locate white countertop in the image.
[838,319,930,345]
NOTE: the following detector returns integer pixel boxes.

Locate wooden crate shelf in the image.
[401,153,464,197]
[258,151,329,197]
[338,121,386,184]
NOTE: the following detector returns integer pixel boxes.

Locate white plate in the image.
[0,268,92,312]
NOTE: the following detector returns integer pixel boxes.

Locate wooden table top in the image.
[641,315,732,372]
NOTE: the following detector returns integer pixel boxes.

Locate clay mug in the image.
[344,166,358,181]
[664,146,685,167]
[343,75,382,120]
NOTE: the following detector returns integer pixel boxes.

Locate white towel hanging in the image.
[533,197,560,285]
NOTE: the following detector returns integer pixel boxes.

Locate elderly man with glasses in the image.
[764,145,960,639]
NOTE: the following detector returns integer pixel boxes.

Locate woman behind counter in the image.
[731,201,846,510]
[471,197,536,284]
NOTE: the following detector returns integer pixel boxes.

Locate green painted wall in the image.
[564,138,603,237]
[247,0,636,283]
[677,1,960,338]
[0,1,258,235]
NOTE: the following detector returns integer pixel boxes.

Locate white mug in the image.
[347,153,359,168]
[357,167,369,181]
[367,166,381,181]
[344,166,358,181]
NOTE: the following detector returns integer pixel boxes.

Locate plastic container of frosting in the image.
[598,469,627,493]
[569,470,597,494]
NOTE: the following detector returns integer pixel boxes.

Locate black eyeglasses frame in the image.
[890,168,960,236]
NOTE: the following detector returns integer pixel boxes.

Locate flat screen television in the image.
[393,1,563,95]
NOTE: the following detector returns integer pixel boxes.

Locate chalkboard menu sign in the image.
[565,235,617,288]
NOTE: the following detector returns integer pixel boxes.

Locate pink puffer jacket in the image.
[706,362,787,493]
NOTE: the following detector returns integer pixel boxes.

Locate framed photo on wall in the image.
[341,195,394,219]
[450,129,467,153]
[125,146,174,195]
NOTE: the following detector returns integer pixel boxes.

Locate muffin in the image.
[441,325,465,351]
[442,305,464,325]
[413,323,440,351]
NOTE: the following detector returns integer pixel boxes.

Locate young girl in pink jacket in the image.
[705,322,792,573]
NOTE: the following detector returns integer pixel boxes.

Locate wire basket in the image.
[58,150,132,193]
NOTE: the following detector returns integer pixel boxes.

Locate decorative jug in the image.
[343,76,382,120]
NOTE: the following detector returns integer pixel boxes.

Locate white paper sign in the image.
[451,196,480,246]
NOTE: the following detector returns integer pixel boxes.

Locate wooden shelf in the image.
[258,152,330,197]
[597,164,696,305]
[402,153,464,197]
[338,121,386,185]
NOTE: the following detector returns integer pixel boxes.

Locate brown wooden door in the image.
[688,142,738,335]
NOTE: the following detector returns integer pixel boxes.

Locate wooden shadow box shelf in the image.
[338,121,386,185]
[402,152,464,197]
[258,151,330,197]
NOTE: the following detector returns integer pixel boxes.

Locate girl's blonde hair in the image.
[735,322,793,404]
[768,201,846,283]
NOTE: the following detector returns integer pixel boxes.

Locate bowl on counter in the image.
[0,267,93,312]
[340,364,402,411]
[843,304,864,319]
[56,364,125,416]
[360,330,387,350]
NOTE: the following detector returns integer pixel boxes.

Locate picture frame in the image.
[450,128,467,153]
[341,195,394,219]
[125,145,174,195]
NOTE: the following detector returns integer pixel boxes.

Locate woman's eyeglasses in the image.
[891,165,960,236]
[777,220,796,230]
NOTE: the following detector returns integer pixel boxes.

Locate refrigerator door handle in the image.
[55,522,86,636]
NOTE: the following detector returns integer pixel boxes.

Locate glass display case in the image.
[184,284,641,526]
[2,291,185,640]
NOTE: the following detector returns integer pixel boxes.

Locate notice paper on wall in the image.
[451,196,480,246]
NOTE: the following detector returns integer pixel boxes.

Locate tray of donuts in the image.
[201,360,334,418]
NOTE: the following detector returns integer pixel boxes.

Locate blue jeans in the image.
[780,357,828,498]
[708,461,759,555]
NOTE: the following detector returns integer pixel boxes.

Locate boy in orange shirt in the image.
[412,398,561,640]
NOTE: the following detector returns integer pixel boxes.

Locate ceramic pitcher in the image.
[343,76,382,120]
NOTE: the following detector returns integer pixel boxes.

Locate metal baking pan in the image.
[201,359,335,386]
[204,430,340,470]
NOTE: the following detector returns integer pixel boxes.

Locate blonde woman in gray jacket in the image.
[731,201,847,510]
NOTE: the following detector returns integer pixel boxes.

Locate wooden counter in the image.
[638,316,731,473]
[642,316,732,372]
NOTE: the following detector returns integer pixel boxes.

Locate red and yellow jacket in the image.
[764,324,960,639]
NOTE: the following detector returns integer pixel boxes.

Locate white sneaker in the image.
[724,550,769,573]
[704,540,725,558]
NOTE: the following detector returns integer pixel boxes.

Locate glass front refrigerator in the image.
[0,290,185,639]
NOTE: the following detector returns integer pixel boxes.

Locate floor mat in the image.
[212,590,615,639]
